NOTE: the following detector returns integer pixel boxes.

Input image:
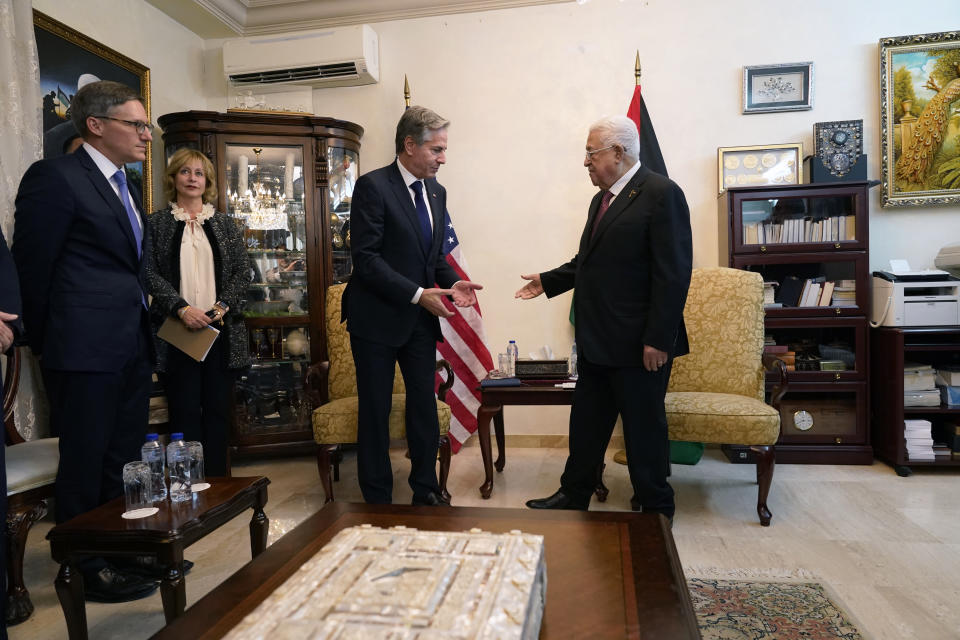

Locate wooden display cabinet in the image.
[719,182,873,464]
[871,327,960,476]
[158,111,363,459]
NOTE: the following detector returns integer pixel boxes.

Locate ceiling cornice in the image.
[147,0,574,38]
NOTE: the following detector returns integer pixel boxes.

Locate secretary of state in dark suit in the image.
[344,106,481,506]
[518,115,692,521]
[13,81,158,602]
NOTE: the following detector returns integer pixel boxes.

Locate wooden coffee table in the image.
[149,502,700,639]
[47,476,269,640]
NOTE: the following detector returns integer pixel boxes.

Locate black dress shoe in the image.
[525,490,588,510]
[82,566,159,603]
[411,491,451,506]
[113,556,194,580]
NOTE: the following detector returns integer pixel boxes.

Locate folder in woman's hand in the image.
[157,317,221,362]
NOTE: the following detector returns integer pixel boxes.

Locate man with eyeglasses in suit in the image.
[13,80,159,602]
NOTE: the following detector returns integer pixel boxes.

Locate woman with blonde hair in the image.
[145,148,250,476]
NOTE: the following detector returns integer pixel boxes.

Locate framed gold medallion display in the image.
[879,30,960,207]
[718,143,803,193]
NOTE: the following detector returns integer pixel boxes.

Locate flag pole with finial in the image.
[635,50,641,86]
[404,75,411,109]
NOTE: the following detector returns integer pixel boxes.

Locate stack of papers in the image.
[904,363,939,407]
[935,367,960,407]
[904,419,935,461]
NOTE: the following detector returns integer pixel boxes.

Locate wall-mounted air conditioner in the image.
[223,24,379,90]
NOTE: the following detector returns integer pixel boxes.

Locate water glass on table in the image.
[122,461,159,519]
[186,441,210,492]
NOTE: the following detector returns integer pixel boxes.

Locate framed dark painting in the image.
[33,10,152,212]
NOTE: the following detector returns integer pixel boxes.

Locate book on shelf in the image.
[818,281,836,306]
[775,275,805,307]
[904,363,937,391]
[904,389,941,407]
[763,281,777,304]
[763,344,789,354]
[935,367,960,387]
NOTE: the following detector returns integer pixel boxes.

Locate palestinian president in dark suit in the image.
[344,106,481,506]
[517,115,692,521]
[13,80,158,601]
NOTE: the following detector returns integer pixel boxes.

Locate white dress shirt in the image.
[82,141,143,231]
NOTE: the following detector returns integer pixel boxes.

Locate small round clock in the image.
[793,410,814,431]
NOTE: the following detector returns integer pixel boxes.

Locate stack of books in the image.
[903,363,939,407]
[935,366,960,407]
[904,419,935,461]
[764,344,795,370]
[830,280,857,307]
[763,281,780,309]
[935,421,960,459]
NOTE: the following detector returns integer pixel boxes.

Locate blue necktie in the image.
[113,169,143,258]
[409,180,432,250]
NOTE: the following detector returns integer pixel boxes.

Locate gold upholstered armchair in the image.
[603,267,787,526]
[666,267,787,525]
[306,283,454,503]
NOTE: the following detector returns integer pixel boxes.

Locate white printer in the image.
[872,271,960,327]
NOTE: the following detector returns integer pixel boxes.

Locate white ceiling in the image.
[147,0,574,37]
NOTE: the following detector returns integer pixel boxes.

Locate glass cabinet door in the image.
[327,146,358,283]
[224,143,312,435]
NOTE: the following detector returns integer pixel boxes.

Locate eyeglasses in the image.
[584,144,615,160]
[94,115,155,135]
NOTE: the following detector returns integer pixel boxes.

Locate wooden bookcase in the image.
[871,327,960,476]
[719,181,873,464]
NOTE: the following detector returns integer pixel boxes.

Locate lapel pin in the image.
[628,189,637,198]
[431,193,437,198]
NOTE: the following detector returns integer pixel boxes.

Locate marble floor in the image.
[9,444,960,639]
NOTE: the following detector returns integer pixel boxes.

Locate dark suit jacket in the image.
[540,165,692,367]
[344,162,460,347]
[13,146,148,372]
[0,228,23,388]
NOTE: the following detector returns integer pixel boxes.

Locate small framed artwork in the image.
[742,62,814,114]
[879,30,960,208]
[718,143,803,193]
[33,10,152,212]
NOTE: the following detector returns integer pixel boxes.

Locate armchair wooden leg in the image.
[751,445,775,526]
[438,435,452,503]
[315,444,336,503]
[6,499,48,625]
[594,462,609,502]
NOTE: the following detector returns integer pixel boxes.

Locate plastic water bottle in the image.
[166,432,192,502]
[141,433,167,501]
[569,340,578,380]
[507,340,519,377]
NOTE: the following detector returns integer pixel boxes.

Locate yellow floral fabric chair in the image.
[307,283,453,503]
[666,267,786,525]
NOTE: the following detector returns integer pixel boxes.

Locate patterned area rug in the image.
[687,568,866,640]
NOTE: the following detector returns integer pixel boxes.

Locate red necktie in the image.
[591,190,614,238]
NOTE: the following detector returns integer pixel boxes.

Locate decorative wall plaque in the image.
[813,120,863,178]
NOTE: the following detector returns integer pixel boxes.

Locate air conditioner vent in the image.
[230,62,359,86]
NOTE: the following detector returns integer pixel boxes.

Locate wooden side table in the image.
[476,380,574,498]
[47,475,269,640]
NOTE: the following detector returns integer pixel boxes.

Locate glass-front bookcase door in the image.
[224,141,313,439]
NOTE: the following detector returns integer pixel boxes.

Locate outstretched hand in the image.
[514,273,544,300]
[0,311,17,352]
[419,288,455,318]
[451,280,483,307]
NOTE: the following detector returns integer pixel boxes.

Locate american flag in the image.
[434,210,494,452]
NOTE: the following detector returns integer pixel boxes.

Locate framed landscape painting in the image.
[880,30,960,208]
[33,10,152,212]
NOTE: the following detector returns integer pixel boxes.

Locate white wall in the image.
[32,0,212,203]
[98,0,960,436]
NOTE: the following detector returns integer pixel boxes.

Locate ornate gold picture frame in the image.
[879,30,960,208]
[33,11,152,213]
[718,143,803,193]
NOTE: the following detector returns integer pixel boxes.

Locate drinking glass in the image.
[122,461,159,519]
[186,441,209,492]
[497,353,511,376]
